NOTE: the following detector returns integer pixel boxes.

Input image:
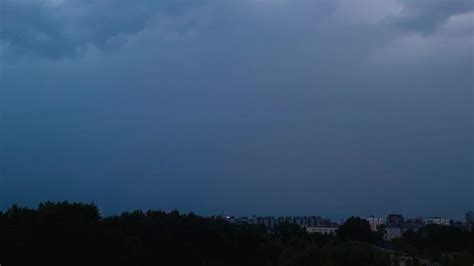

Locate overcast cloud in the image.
[0,0,472,219]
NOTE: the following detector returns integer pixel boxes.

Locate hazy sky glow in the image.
[0,0,473,219]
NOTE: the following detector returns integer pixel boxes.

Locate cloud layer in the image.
[0,0,472,218]
[1,0,208,58]
[2,0,471,59]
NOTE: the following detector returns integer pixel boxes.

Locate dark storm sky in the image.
[0,0,472,219]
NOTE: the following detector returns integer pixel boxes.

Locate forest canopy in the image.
[0,202,472,266]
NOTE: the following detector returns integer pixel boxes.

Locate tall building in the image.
[384,214,405,241]
[363,216,384,231]
[383,227,403,241]
[405,217,424,231]
[386,214,404,226]
[466,212,474,224]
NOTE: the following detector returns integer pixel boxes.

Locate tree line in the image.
[0,201,472,265]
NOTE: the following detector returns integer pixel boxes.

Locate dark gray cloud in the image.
[0,0,206,58]
[0,0,472,219]
[2,0,472,59]
[395,0,474,33]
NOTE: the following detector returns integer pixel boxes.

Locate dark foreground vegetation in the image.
[0,202,472,266]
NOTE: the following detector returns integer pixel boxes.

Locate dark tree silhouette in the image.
[337,216,373,242]
[0,202,471,266]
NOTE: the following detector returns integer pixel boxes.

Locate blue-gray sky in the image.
[0,0,472,220]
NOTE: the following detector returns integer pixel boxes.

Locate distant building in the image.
[306,226,338,235]
[257,217,277,229]
[465,211,474,224]
[383,227,403,241]
[405,217,424,231]
[386,214,404,226]
[450,220,471,231]
[424,217,450,226]
[384,214,406,241]
[363,216,384,231]
[225,216,257,224]
[256,215,336,231]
